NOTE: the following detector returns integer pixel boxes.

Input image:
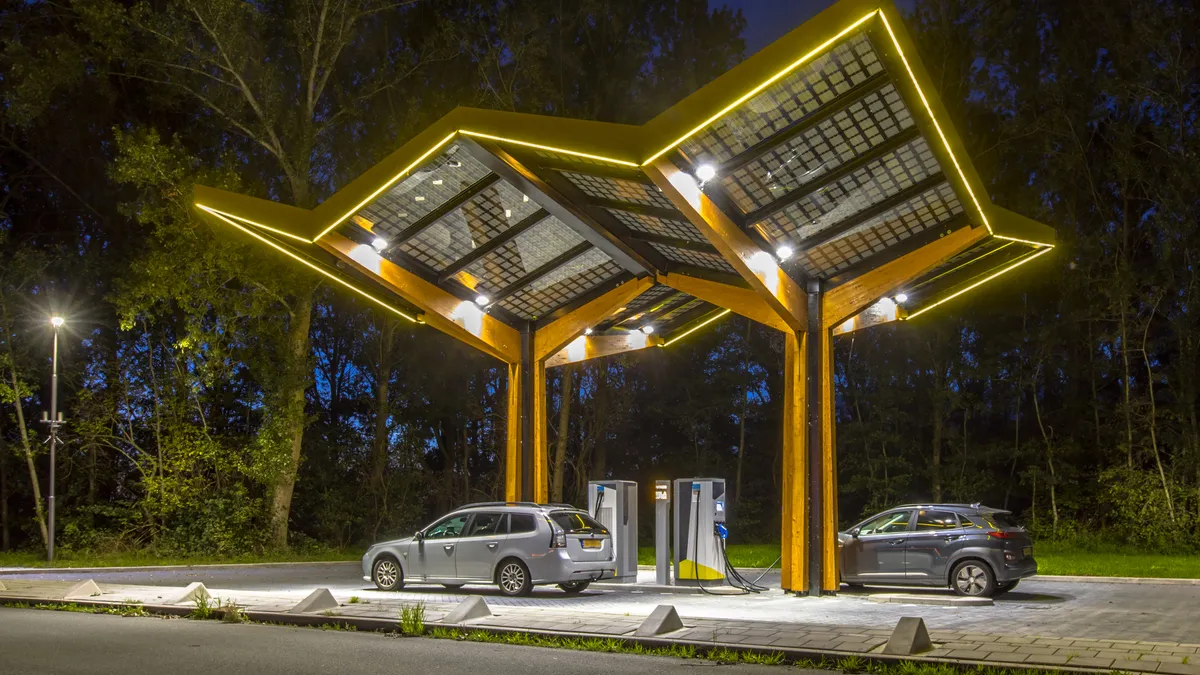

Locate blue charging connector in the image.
[715,523,729,540]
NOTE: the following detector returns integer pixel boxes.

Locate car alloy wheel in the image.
[498,560,530,596]
[373,558,401,591]
[557,580,589,594]
[954,563,991,596]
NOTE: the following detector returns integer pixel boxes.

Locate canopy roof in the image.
[195,0,1054,362]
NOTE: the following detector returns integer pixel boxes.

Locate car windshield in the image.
[550,511,608,535]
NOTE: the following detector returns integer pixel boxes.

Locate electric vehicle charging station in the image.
[587,480,638,583]
[654,480,671,585]
[673,478,726,585]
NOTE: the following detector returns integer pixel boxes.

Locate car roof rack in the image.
[455,501,540,509]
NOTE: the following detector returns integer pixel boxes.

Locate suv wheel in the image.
[558,581,590,594]
[497,559,532,597]
[951,560,996,597]
[372,556,404,591]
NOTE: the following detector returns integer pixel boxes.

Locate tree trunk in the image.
[1141,299,1175,522]
[734,318,751,504]
[552,365,573,503]
[1119,190,1134,468]
[369,320,395,492]
[1,451,9,551]
[7,366,47,547]
[1087,319,1102,452]
[268,289,314,549]
[1032,367,1058,535]
[931,370,944,503]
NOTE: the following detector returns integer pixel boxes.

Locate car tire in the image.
[442,584,464,590]
[371,556,404,591]
[994,580,1019,595]
[496,559,533,597]
[845,582,865,590]
[558,581,590,594]
[951,560,997,597]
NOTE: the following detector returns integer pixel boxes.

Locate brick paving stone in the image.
[1055,649,1101,658]
[944,650,993,660]
[1069,657,1116,669]
[1024,654,1073,666]
[1015,646,1060,655]
[1097,650,1141,660]
[1142,654,1188,664]
[1112,659,1153,672]
[982,653,1029,663]
[1156,664,1200,675]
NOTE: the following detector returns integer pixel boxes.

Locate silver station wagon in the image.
[363,502,615,596]
[839,504,1037,597]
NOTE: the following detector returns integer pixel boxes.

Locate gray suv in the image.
[838,504,1037,597]
[363,502,615,596]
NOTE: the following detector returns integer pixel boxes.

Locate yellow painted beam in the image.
[823,226,987,330]
[320,232,521,364]
[534,277,653,362]
[658,273,792,333]
[819,327,838,592]
[506,362,522,502]
[544,333,661,368]
[644,160,808,333]
[781,331,807,593]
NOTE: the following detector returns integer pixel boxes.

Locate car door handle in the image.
[487,542,498,550]
[944,535,962,542]
[890,540,905,546]
[443,544,454,552]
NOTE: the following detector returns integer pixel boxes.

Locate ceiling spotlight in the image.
[50,316,65,328]
[432,179,444,186]
[641,325,655,335]
[776,245,794,261]
[448,160,462,168]
[894,293,908,304]
[695,164,717,182]
[414,195,426,202]
[475,295,490,307]
[584,327,593,336]
[371,237,388,252]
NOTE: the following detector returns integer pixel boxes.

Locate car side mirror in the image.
[850,528,860,538]
[415,531,424,541]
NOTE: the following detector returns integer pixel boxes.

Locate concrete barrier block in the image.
[634,605,684,637]
[884,616,933,655]
[290,588,339,614]
[62,579,102,600]
[168,582,211,605]
[442,596,491,624]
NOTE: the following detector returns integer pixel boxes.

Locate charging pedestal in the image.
[654,480,671,585]
[587,480,638,583]
[673,478,726,585]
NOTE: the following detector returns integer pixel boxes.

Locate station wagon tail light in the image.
[987,530,1018,539]
[548,519,566,548]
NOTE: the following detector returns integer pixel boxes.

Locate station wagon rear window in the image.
[550,511,609,535]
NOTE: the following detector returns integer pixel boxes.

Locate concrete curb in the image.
[1030,574,1200,586]
[0,560,360,576]
[0,594,1128,675]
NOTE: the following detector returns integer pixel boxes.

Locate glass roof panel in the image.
[561,171,677,210]
[454,216,584,294]
[796,181,964,278]
[680,31,884,165]
[397,180,542,271]
[356,143,490,235]
[650,243,738,275]
[497,248,624,320]
[720,84,914,212]
[606,209,708,243]
[756,136,940,244]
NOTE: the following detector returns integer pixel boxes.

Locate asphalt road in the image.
[0,607,784,675]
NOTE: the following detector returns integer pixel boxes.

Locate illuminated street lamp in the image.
[43,316,66,562]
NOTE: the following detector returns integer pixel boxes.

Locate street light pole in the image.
[46,316,64,563]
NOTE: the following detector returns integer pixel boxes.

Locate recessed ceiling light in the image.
[695,164,717,182]
[371,237,388,252]
[894,293,908,304]
[505,209,512,218]
[448,161,462,168]
[414,196,425,202]
[776,245,794,261]
[641,325,655,335]
[584,327,593,336]
[522,195,529,202]
[432,179,443,185]
[475,295,489,306]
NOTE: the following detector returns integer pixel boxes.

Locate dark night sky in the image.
[718,0,916,55]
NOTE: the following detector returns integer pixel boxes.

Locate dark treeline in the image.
[0,0,1197,557]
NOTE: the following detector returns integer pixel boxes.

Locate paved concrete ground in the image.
[10,562,1200,644]
[0,607,787,675]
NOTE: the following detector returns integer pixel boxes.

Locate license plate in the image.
[582,539,602,549]
[1023,546,1032,558]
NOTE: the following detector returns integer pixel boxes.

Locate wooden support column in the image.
[781,331,807,593]
[505,361,522,502]
[517,329,549,503]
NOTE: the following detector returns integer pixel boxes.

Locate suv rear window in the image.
[980,511,1021,529]
[550,511,608,534]
[509,513,538,534]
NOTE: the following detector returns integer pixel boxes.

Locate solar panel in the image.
[561,171,677,210]
[356,144,490,236]
[454,216,585,294]
[497,248,625,320]
[650,243,738,274]
[398,180,541,271]
[606,209,709,244]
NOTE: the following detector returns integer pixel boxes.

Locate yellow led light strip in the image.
[314,131,459,242]
[908,241,1014,293]
[642,11,879,165]
[903,246,1052,320]
[198,205,421,323]
[994,233,1054,248]
[660,309,732,347]
[877,12,995,236]
[458,131,639,167]
[200,206,312,243]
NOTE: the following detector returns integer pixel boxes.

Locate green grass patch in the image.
[639,542,1200,579]
[0,549,363,570]
[0,601,149,617]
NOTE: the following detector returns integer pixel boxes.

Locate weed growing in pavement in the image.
[188,594,216,620]
[740,651,785,665]
[318,623,357,631]
[348,596,361,604]
[838,655,868,673]
[17,602,149,617]
[221,600,246,623]
[398,602,425,636]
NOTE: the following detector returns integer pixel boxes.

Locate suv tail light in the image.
[988,530,1018,539]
